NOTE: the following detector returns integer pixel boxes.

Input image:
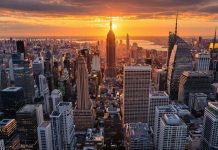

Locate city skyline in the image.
[0,0,217,37]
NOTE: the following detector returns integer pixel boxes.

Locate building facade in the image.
[167,36,193,100]
[194,52,210,72]
[124,65,151,123]
[37,121,53,150]
[158,114,187,150]
[148,91,169,127]
[178,71,211,105]
[154,105,177,149]
[202,102,218,149]
[105,19,116,78]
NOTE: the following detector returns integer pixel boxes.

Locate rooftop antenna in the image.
[110,15,112,30]
[175,12,178,36]
[213,26,217,50]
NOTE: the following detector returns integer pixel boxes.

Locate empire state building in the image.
[105,18,116,78]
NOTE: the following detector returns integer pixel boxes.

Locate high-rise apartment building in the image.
[124,65,151,123]
[148,91,169,127]
[16,104,39,149]
[194,52,210,72]
[1,87,25,118]
[50,111,63,150]
[158,114,187,150]
[202,102,218,149]
[49,89,63,113]
[57,102,75,150]
[154,105,177,149]
[0,119,20,150]
[37,121,53,150]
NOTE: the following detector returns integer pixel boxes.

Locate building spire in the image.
[213,26,217,50]
[110,16,112,30]
[175,12,178,36]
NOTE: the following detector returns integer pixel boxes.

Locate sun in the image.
[112,23,117,30]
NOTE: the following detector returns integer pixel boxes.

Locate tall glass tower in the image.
[167,36,193,100]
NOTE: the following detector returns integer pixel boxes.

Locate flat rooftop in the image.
[39,121,50,128]
[2,87,22,92]
[182,71,209,77]
[58,102,72,106]
[208,102,218,111]
[0,119,15,126]
[163,114,182,126]
[149,91,169,97]
[124,65,151,71]
[17,104,36,113]
[50,111,61,117]
[157,105,177,113]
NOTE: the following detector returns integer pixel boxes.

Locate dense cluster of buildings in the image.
[0,15,218,150]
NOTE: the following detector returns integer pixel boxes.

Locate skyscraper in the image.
[202,102,218,149]
[50,89,63,113]
[1,87,25,118]
[154,105,177,149]
[9,55,35,103]
[178,71,212,105]
[37,121,53,150]
[50,111,63,150]
[57,102,75,150]
[194,52,210,72]
[158,114,187,150]
[148,91,169,127]
[126,33,130,51]
[105,18,116,78]
[76,55,91,110]
[167,13,178,68]
[16,104,39,149]
[125,122,153,150]
[74,55,94,130]
[0,119,20,150]
[124,65,151,123]
[167,36,193,100]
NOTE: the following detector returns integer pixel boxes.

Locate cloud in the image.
[0,0,216,17]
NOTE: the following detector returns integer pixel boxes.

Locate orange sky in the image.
[0,0,217,37]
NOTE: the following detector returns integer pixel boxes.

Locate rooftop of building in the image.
[149,91,169,98]
[32,57,43,64]
[156,105,177,113]
[85,128,104,142]
[190,92,207,97]
[0,119,15,126]
[172,103,189,111]
[127,122,152,139]
[39,121,50,128]
[124,65,151,71]
[2,87,23,92]
[50,111,61,117]
[208,102,218,112]
[58,102,72,107]
[211,83,218,88]
[195,52,210,58]
[163,114,184,126]
[17,104,36,113]
[182,71,210,77]
[51,89,62,95]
